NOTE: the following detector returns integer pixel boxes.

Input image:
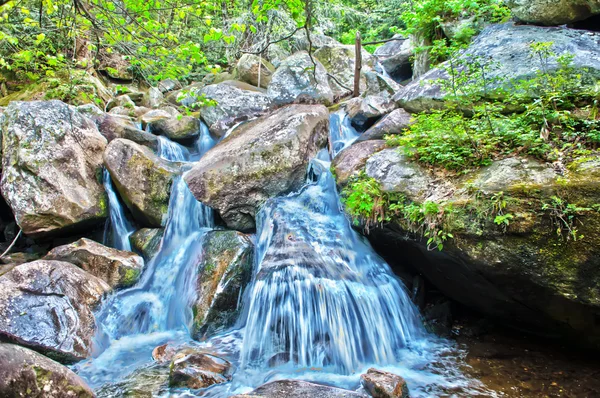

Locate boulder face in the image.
[130,228,164,260]
[95,113,158,150]
[149,115,200,143]
[361,368,409,398]
[0,100,108,237]
[267,51,334,106]
[506,0,600,25]
[395,23,600,113]
[356,108,413,142]
[0,260,110,362]
[0,343,95,398]
[192,231,254,340]
[45,238,144,289]
[169,351,233,389]
[356,151,600,349]
[236,54,276,89]
[185,104,329,231]
[374,35,413,81]
[332,140,386,186]
[314,45,375,97]
[198,81,274,137]
[345,95,396,130]
[232,380,367,398]
[104,138,180,228]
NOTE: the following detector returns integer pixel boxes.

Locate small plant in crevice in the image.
[541,196,592,242]
[490,191,513,232]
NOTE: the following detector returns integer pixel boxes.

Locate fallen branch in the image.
[0,229,22,259]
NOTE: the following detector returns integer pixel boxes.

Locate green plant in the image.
[541,196,592,241]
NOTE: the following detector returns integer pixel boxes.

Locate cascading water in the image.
[329,110,359,157]
[77,124,217,387]
[103,169,135,251]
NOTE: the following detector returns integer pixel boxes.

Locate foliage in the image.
[541,196,592,242]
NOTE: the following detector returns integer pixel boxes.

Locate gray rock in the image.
[108,105,150,119]
[0,100,107,237]
[169,351,233,389]
[267,51,334,106]
[130,228,164,260]
[265,43,292,68]
[185,104,329,231]
[361,368,409,398]
[149,115,200,143]
[232,380,367,397]
[157,78,182,93]
[0,260,110,362]
[139,108,172,125]
[314,45,375,97]
[104,138,180,227]
[192,231,253,339]
[395,23,600,113]
[45,238,144,289]
[0,343,95,397]
[290,31,341,52]
[375,35,413,81]
[143,87,164,108]
[198,81,274,137]
[332,140,386,186]
[506,0,600,25]
[356,108,413,142]
[237,54,276,89]
[468,157,557,193]
[345,95,396,130]
[362,70,402,99]
[95,113,158,150]
[106,94,135,112]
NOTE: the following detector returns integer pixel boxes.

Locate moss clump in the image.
[121,267,141,287]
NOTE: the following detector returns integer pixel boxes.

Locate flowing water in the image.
[79,116,494,397]
[103,169,135,251]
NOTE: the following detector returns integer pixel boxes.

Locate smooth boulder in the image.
[95,113,158,150]
[0,260,110,362]
[267,51,334,106]
[169,351,233,389]
[45,238,144,289]
[506,0,600,25]
[332,140,386,186]
[192,231,253,339]
[395,23,600,113]
[374,35,413,81]
[149,114,200,143]
[104,138,180,227]
[356,108,413,142]
[361,368,409,398]
[236,54,276,88]
[0,343,95,398]
[0,100,107,236]
[345,95,396,130]
[185,104,329,231]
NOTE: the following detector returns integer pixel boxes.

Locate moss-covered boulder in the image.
[45,238,144,289]
[130,228,164,260]
[348,151,600,349]
[314,45,375,98]
[0,260,110,362]
[0,343,95,397]
[185,104,329,231]
[506,0,600,25]
[104,138,180,227]
[148,114,200,144]
[192,231,253,340]
[236,54,276,89]
[267,51,334,106]
[0,100,108,237]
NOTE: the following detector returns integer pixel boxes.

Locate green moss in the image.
[121,267,141,287]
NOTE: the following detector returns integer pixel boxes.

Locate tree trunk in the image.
[353,31,362,98]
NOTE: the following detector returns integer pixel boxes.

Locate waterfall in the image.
[239,156,424,374]
[102,168,135,251]
[329,110,359,157]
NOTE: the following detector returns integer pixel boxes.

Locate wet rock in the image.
[332,140,386,186]
[356,109,413,142]
[374,35,413,81]
[152,343,177,363]
[149,114,200,143]
[0,100,107,237]
[130,228,164,260]
[314,45,375,97]
[198,81,274,137]
[45,238,144,289]
[77,103,105,117]
[506,0,600,25]
[192,231,253,339]
[95,361,170,397]
[0,260,110,362]
[345,96,396,130]
[185,104,329,231]
[232,380,367,397]
[267,51,334,106]
[237,54,276,89]
[395,23,600,113]
[169,351,233,389]
[143,87,164,109]
[104,138,180,227]
[0,252,41,266]
[95,113,158,150]
[360,368,409,398]
[0,343,95,397]
[140,108,173,125]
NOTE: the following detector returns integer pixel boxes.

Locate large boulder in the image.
[198,81,274,137]
[362,70,402,99]
[149,114,200,144]
[45,238,144,289]
[395,23,600,113]
[353,151,600,349]
[232,380,367,397]
[289,31,341,52]
[0,260,110,362]
[104,138,180,227]
[344,95,396,130]
[332,140,386,186]
[236,54,276,89]
[374,35,413,81]
[185,104,329,231]
[0,100,108,237]
[506,0,600,25]
[192,231,253,339]
[0,343,95,398]
[361,368,409,398]
[314,45,375,97]
[356,108,413,142]
[267,51,334,106]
